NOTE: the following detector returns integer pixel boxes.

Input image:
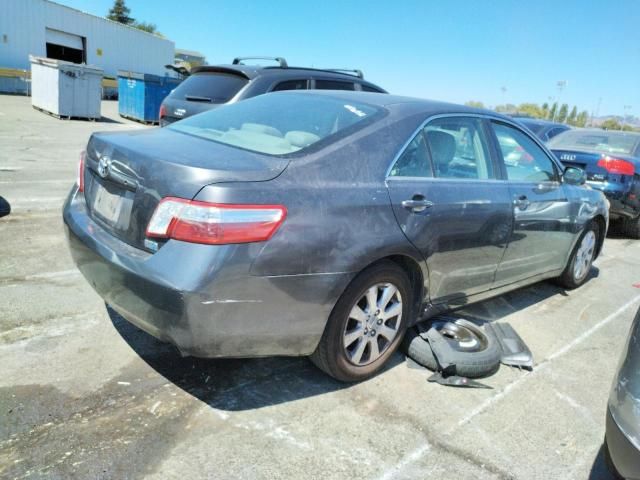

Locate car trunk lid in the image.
[82,128,289,250]
[551,148,638,183]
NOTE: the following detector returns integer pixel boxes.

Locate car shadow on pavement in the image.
[108,307,398,411]
[107,267,599,412]
[588,443,616,479]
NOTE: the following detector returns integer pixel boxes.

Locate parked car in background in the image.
[605,305,640,479]
[64,92,608,382]
[512,116,571,142]
[548,129,640,237]
[158,56,386,126]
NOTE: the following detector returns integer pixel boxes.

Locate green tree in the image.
[541,102,549,118]
[134,21,161,35]
[601,118,622,130]
[107,0,134,25]
[517,103,544,118]
[465,100,485,109]
[575,110,589,127]
[495,103,517,113]
[557,103,569,123]
[567,106,578,125]
[548,102,558,120]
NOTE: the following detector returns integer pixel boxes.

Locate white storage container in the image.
[30,55,103,120]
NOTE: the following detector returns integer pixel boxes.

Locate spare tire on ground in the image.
[401,317,501,379]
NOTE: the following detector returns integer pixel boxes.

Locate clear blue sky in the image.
[60,0,639,116]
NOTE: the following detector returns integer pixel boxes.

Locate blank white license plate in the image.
[93,184,124,224]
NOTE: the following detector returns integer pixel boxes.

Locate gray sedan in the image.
[606,306,640,479]
[63,91,609,381]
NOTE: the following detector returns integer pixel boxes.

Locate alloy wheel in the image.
[343,283,403,366]
[573,230,596,281]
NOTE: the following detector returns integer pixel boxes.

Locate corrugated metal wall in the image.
[0,0,175,77]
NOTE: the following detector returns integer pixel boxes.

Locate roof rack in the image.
[232,56,288,68]
[325,69,364,79]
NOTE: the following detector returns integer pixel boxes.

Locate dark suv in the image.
[159,56,387,126]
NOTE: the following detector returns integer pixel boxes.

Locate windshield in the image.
[548,130,640,156]
[168,93,380,155]
[169,72,249,103]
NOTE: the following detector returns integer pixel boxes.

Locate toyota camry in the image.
[64,91,608,382]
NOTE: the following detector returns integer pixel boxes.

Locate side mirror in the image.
[0,196,11,218]
[563,166,586,186]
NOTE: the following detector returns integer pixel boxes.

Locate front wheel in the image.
[556,222,598,289]
[310,261,412,382]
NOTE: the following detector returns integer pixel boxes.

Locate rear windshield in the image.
[548,130,640,156]
[169,72,248,104]
[168,93,380,155]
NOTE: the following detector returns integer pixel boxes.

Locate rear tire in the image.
[310,261,411,382]
[556,222,598,289]
[623,216,640,239]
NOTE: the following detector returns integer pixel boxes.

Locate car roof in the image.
[190,63,385,90]
[268,90,510,119]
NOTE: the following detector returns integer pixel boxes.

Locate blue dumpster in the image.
[117,71,181,124]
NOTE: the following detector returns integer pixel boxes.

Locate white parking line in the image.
[453,294,640,430]
[375,294,640,479]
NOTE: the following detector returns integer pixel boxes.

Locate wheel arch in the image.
[592,214,606,259]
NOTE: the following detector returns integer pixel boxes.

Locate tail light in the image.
[159,104,166,120]
[77,151,86,192]
[146,197,287,245]
[597,156,635,176]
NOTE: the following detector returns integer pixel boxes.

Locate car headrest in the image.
[241,123,283,138]
[285,131,321,148]
[425,130,456,169]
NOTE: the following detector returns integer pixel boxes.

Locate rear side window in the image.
[271,79,308,91]
[315,79,355,90]
[361,84,383,93]
[546,127,566,140]
[424,117,495,180]
[169,72,248,104]
[492,122,558,182]
[389,133,432,178]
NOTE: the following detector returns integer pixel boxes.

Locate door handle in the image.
[402,197,434,213]
[513,195,530,210]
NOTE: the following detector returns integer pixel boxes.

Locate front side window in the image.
[424,117,494,179]
[492,122,557,182]
[389,132,432,178]
[168,93,379,155]
[314,79,356,90]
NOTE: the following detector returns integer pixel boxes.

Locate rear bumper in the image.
[607,407,640,480]
[63,189,351,357]
[588,180,640,220]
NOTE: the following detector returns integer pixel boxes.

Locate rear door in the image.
[386,116,513,303]
[489,120,574,285]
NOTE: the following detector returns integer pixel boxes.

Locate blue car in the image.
[512,117,570,142]
[549,129,640,237]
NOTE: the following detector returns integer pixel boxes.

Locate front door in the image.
[386,116,513,303]
[489,120,575,285]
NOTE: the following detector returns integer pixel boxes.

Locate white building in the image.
[0,0,175,79]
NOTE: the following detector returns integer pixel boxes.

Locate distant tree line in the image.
[465,100,589,127]
[107,0,162,36]
[464,100,638,131]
